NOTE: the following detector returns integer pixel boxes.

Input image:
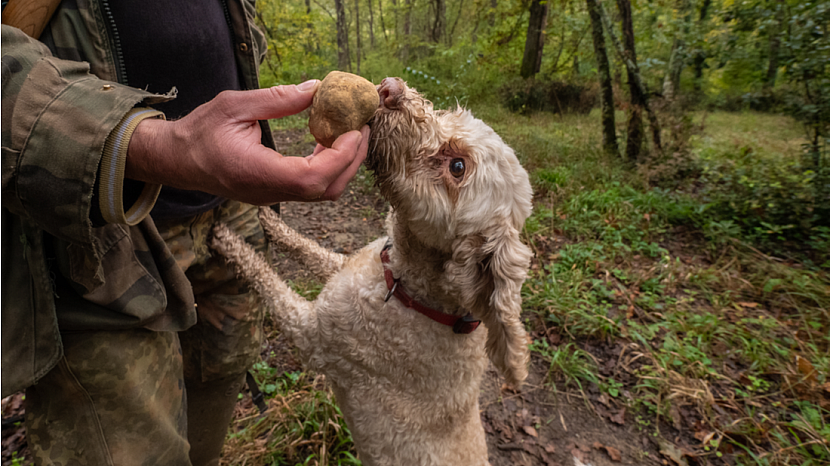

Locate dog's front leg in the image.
[258,207,346,281]
[210,223,320,358]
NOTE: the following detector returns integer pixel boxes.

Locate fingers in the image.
[241,129,365,203]
[320,125,370,200]
[302,129,365,196]
[220,80,320,121]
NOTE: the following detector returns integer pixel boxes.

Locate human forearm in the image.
[125,84,370,205]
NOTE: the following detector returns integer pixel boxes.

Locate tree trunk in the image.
[663,42,683,100]
[432,0,446,44]
[391,0,399,40]
[616,0,644,161]
[402,0,412,61]
[355,0,362,74]
[662,0,691,100]
[692,0,711,91]
[335,0,351,71]
[586,0,619,157]
[378,0,389,43]
[596,0,662,154]
[304,0,315,53]
[471,2,481,44]
[449,0,466,47]
[765,2,785,89]
[489,0,497,27]
[367,0,376,48]
[520,0,550,79]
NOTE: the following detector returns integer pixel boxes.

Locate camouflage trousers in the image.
[25,200,268,466]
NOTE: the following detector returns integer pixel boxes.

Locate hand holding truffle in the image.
[124,80,370,205]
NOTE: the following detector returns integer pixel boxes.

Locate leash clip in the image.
[452,314,481,334]
[384,279,399,302]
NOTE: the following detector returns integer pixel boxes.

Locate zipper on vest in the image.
[220,0,233,34]
[99,0,128,85]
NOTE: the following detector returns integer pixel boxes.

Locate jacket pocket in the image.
[59,220,196,332]
[1,212,62,396]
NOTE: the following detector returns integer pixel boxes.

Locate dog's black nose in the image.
[378,78,403,110]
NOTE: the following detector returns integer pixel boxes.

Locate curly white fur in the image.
[211,79,533,465]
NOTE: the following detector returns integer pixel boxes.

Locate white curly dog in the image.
[211,77,533,465]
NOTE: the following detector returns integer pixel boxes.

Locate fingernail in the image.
[298,79,319,91]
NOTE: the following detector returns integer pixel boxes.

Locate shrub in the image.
[693,142,829,267]
[498,77,596,115]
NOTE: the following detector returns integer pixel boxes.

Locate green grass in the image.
[481,106,830,465]
[223,358,359,466]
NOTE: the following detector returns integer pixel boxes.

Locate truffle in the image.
[308,71,379,148]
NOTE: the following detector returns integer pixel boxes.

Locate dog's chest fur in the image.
[304,238,491,465]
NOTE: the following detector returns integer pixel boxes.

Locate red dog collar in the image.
[380,242,480,334]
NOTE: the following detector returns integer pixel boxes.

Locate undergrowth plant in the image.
[509,108,829,465]
[223,363,359,466]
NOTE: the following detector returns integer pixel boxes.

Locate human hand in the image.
[125,80,370,205]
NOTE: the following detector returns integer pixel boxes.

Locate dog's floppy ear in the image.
[447,224,532,388]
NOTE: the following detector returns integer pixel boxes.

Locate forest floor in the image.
[2,110,828,466]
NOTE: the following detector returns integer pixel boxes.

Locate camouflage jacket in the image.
[1,0,273,396]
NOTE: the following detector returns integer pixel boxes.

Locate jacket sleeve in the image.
[1,25,172,244]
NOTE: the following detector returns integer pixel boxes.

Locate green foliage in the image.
[684,113,830,267]
[498,77,596,115]
[256,0,335,86]
[225,361,359,465]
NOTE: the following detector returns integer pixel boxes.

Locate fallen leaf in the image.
[593,441,622,461]
[544,443,556,453]
[522,426,539,437]
[483,421,494,435]
[522,440,538,455]
[605,445,622,461]
[693,430,714,445]
[610,407,626,425]
[796,355,819,384]
[598,392,611,407]
[669,404,683,430]
[737,302,759,308]
[658,439,689,466]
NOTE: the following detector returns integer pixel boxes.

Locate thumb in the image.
[227,80,320,121]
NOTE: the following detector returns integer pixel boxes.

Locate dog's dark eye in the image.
[450,158,465,178]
